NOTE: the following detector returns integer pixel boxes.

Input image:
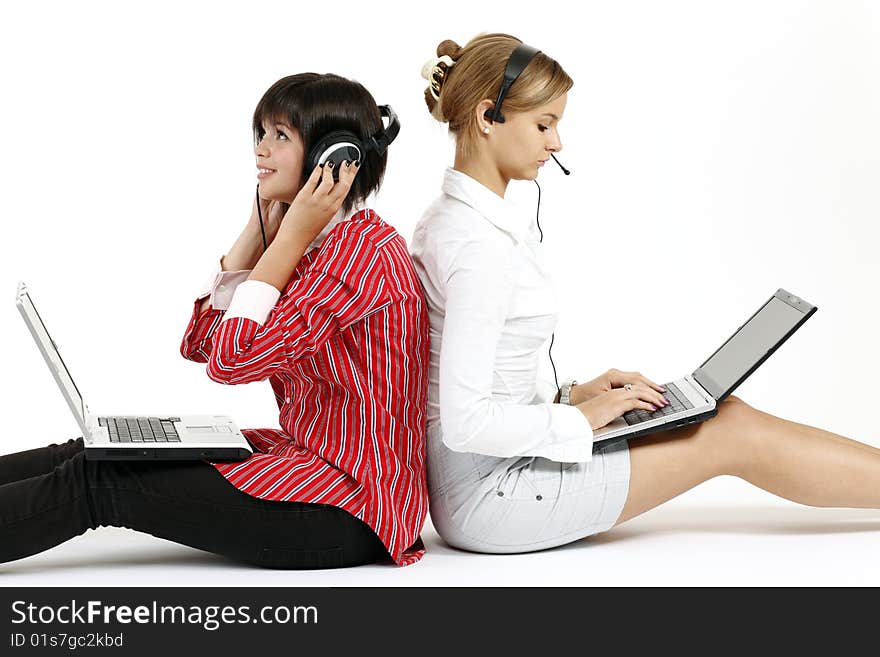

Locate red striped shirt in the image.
[180,209,429,566]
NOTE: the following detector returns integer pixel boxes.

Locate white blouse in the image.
[410,167,595,463]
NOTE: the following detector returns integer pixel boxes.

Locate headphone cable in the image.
[255,185,268,252]
[534,179,560,394]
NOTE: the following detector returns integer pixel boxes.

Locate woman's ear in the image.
[476,99,496,130]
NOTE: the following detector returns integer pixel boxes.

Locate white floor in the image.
[3,484,880,586]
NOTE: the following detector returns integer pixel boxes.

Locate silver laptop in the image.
[16,281,253,461]
[593,288,817,448]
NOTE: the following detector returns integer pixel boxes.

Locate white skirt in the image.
[427,430,631,554]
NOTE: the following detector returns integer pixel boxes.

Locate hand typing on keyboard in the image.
[569,368,667,406]
[572,381,669,431]
[622,382,694,426]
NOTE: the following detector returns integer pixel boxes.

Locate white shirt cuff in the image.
[223,280,281,325]
[211,270,253,310]
[197,257,224,299]
[538,403,595,462]
[197,256,254,310]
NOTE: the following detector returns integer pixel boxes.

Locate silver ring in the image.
[623,384,633,391]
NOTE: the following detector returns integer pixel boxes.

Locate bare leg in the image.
[612,395,880,527]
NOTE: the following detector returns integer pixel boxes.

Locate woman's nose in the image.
[254,138,268,157]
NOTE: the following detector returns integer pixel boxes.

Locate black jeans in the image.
[0,437,390,569]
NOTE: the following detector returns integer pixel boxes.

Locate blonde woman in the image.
[410,32,880,554]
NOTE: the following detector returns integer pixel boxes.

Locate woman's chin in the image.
[258,184,293,203]
[507,168,539,182]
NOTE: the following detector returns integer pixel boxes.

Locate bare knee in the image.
[692,394,763,477]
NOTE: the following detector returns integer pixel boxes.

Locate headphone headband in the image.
[484,44,541,124]
[366,105,399,155]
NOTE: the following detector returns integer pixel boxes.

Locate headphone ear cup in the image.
[305,131,364,182]
[483,107,502,124]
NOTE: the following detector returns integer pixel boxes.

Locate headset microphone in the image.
[488,42,575,394]
[485,44,572,179]
[550,153,570,175]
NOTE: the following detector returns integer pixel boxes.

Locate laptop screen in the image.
[15,283,89,435]
[692,289,817,402]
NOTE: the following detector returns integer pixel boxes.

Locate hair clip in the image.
[420,55,455,101]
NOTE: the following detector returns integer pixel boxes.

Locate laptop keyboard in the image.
[98,416,181,442]
[623,382,694,426]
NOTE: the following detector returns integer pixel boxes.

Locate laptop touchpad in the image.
[187,426,217,433]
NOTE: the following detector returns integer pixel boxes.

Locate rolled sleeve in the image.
[223,280,281,325]
[212,270,253,309]
[196,255,254,310]
[196,256,223,300]
[205,223,391,386]
[181,257,257,363]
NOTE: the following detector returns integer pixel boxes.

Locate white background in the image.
[1,1,879,585]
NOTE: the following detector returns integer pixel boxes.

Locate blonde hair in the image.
[423,33,573,159]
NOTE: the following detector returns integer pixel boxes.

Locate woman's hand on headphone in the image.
[276,160,360,245]
[573,383,669,430]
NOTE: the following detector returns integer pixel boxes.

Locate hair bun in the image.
[422,39,463,122]
[436,39,463,60]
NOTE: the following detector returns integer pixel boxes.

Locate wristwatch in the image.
[559,379,577,405]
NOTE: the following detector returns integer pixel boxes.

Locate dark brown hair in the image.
[254,73,387,217]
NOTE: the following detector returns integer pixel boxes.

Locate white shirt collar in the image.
[441,167,531,241]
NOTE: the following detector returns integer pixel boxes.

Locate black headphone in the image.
[255,104,400,251]
[486,42,572,395]
[484,43,570,175]
[304,104,400,182]
[484,44,540,124]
